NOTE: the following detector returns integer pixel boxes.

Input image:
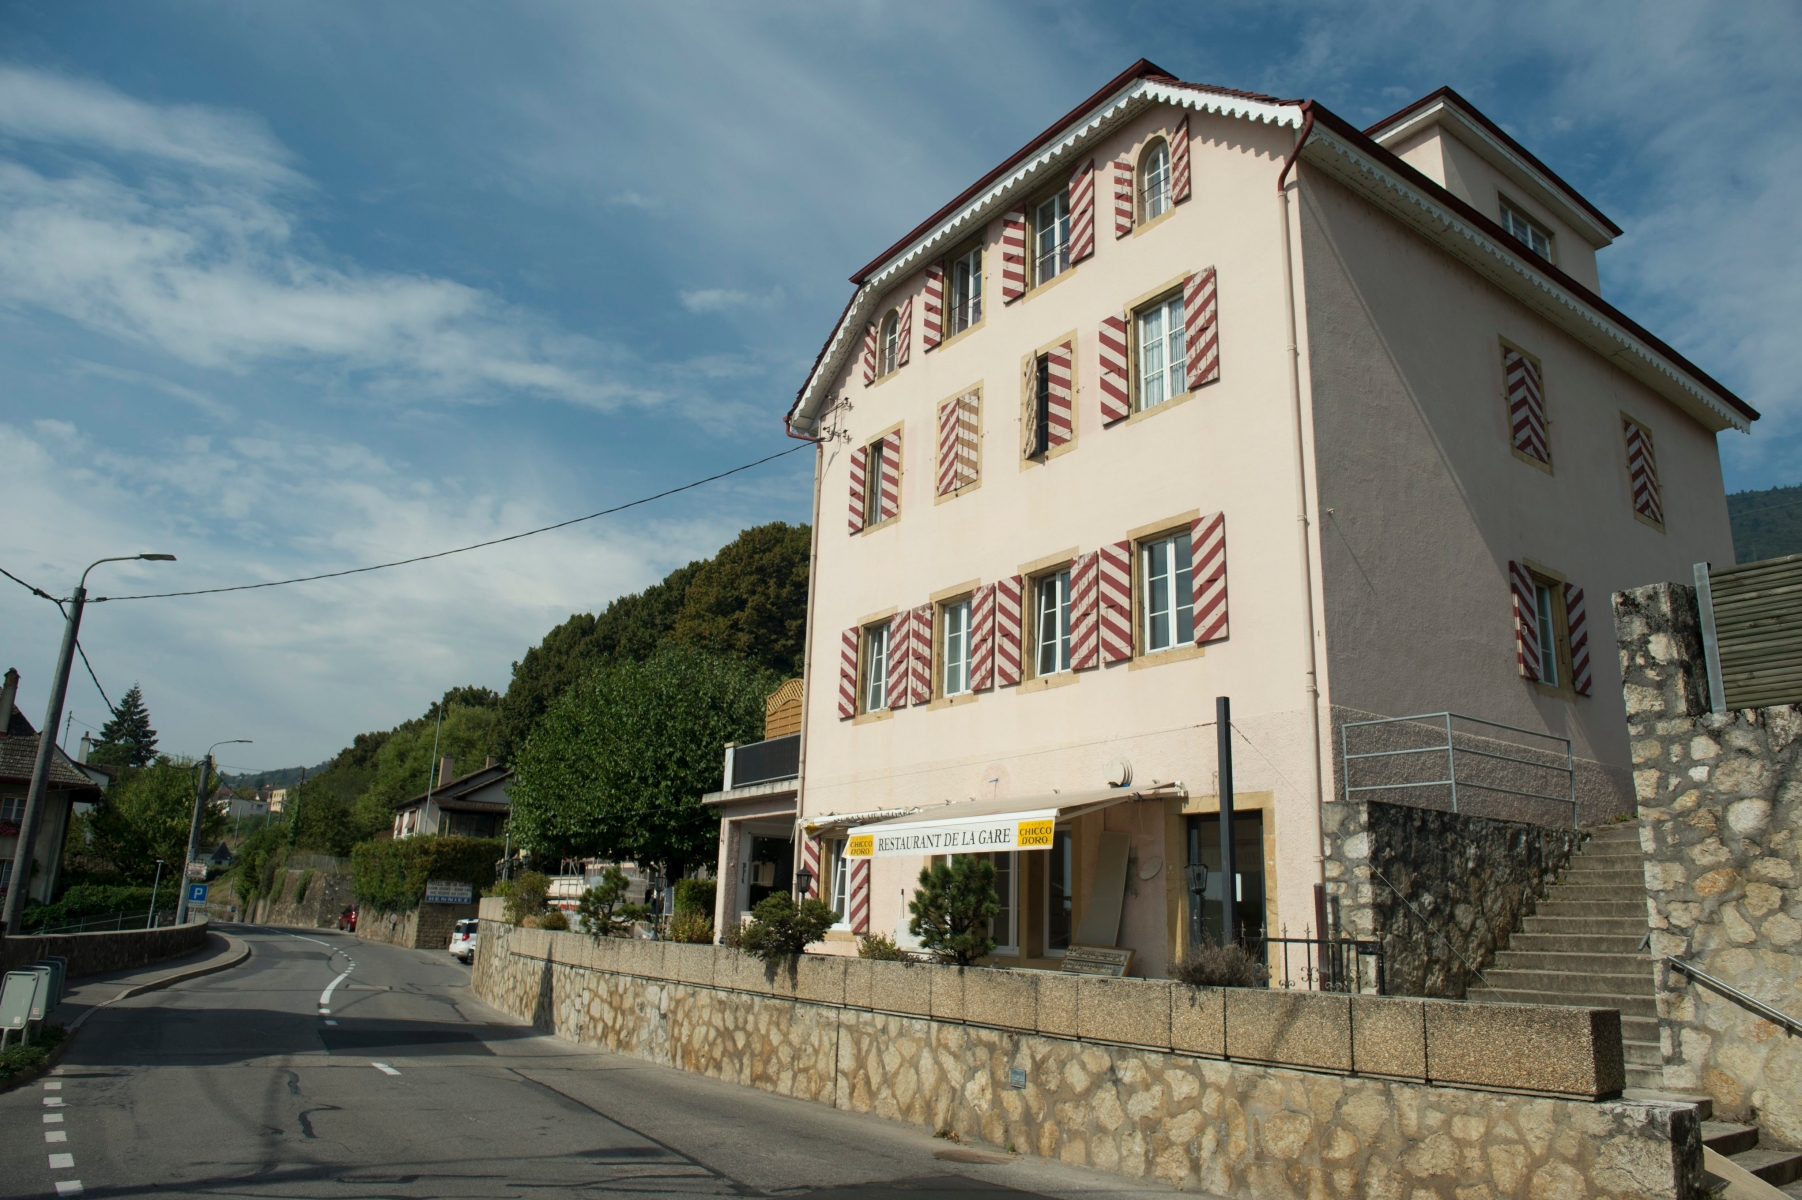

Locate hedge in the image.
[351,836,504,913]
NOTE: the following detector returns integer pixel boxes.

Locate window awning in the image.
[845,784,1183,859]
[801,807,917,836]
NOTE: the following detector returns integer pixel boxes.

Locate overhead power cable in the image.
[76,443,808,603]
[1,565,54,601]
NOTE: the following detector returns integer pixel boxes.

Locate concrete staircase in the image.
[1468,822,1661,1088]
[1696,1106,1802,1194]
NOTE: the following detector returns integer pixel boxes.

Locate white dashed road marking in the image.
[46,1131,66,1143]
[43,1081,61,1090]
[49,1153,74,1168]
[324,1019,338,1025]
[372,1062,400,1076]
[43,1097,63,1107]
[55,1182,83,1197]
[43,1113,62,1123]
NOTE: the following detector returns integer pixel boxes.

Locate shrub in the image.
[739,892,836,963]
[22,884,157,931]
[294,869,316,906]
[0,1023,65,1083]
[351,836,504,914]
[719,917,745,949]
[537,908,570,931]
[856,932,909,961]
[504,871,550,925]
[908,857,999,966]
[674,878,716,915]
[1172,941,1269,988]
[669,909,714,943]
[574,866,645,937]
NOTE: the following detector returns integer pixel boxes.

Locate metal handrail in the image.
[1341,711,1577,826]
[1667,956,1802,1037]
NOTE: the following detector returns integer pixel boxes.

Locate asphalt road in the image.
[1,927,1181,1200]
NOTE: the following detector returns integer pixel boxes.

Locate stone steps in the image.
[1474,987,1656,1016]
[1705,1122,1761,1157]
[1623,1040,1662,1066]
[1489,950,1655,976]
[1536,884,1648,903]
[1527,900,1649,919]
[1504,933,1646,954]
[1521,916,1648,937]
[1479,968,1656,998]
[1732,1148,1802,1188]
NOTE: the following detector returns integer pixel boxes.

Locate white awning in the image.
[801,807,917,835]
[845,784,1183,859]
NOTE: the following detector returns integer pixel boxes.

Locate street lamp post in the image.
[176,739,251,926]
[2,554,176,936]
[147,859,166,929]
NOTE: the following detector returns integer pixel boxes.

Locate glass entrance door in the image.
[1185,811,1266,948]
[742,832,793,916]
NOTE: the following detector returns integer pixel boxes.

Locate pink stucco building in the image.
[707,61,1756,979]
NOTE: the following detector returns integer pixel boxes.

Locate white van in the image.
[449,918,479,964]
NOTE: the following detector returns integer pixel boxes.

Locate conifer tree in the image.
[93,683,158,767]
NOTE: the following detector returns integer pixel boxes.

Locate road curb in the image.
[0,1025,78,1094]
[69,933,253,1030]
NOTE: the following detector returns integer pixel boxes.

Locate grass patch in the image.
[0,1024,66,1086]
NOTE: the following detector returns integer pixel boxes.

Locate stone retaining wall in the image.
[1615,581,1802,1146]
[474,920,1702,1200]
[357,902,476,950]
[0,918,209,978]
[1326,801,1583,998]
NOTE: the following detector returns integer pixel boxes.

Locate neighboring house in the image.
[212,786,267,819]
[772,61,1756,978]
[391,756,511,839]
[0,669,103,905]
[264,787,288,814]
[704,679,805,930]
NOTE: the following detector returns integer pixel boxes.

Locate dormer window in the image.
[879,310,900,376]
[1500,199,1553,261]
[1033,190,1070,286]
[1140,139,1171,221]
[950,244,982,334]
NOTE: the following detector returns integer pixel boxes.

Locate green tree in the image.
[668,522,811,677]
[91,683,158,768]
[739,892,837,963]
[364,701,501,813]
[574,866,645,937]
[508,644,772,877]
[82,757,225,883]
[909,857,1000,966]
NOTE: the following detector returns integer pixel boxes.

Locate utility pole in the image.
[4,553,173,936]
[1216,695,1238,948]
[177,739,249,925]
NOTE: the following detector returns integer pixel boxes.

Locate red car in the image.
[338,907,358,932]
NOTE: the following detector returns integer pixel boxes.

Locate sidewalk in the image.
[57,930,252,1030]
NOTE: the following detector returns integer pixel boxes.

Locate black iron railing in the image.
[1249,935,1385,994]
[729,734,799,789]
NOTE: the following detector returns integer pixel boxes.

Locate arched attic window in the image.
[879,310,901,376]
[1140,138,1172,222]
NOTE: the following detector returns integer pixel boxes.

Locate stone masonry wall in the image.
[1615,582,1802,1146]
[357,901,476,949]
[473,921,1701,1200]
[0,918,209,977]
[1325,801,1582,999]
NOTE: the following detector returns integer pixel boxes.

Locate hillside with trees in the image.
[1729,482,1802,563]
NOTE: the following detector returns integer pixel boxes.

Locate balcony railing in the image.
[727,734,799,790]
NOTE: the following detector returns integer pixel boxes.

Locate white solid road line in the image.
[319,970,352,1009]
[372,1062,400,1076]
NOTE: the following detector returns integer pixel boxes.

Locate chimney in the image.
[0,668,17,733]
[438,755,456,788]
[79,734,92,764]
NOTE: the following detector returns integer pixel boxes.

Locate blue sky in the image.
[1,2,1796,770]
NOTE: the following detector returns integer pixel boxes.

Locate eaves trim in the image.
[1303,122,1753,433]
[787,80,1303,435]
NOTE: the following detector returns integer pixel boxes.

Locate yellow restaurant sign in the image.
[845,809,1059,859]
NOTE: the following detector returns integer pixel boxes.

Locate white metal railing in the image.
[1341,712,1577,827]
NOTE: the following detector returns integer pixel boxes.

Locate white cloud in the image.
[680,288,751,313]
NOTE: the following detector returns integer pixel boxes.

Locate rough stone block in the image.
[843,958,873,1009]
[1351,995,1425,1079]
[795,954,847,1005]
[1424,1000,1624,1098]
[1171,986,1225,1057]
[930,965,966,1022]
[963,967,1037,1031]
[671,943,717,987]
[723,948,770,995]
[866,959,930,1016]
[1078,976,1173,1049]
[1225,989,1352,1071]
[1037,972,1078,1037]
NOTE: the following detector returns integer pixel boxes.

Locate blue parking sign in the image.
[187,884,208,903]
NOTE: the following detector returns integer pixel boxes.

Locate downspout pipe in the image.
[1276,105,1329,895]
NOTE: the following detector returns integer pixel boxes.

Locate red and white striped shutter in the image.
[896,297,913,368]
[839,626,859,718]
[888,609,911,709]
[995,574,1024,686]
[1505,349,1548,464]
[1509,561,1541,682]
[1170,114,1191,203]
[1184,268,1220,389]
[800,834,822,898]
[848,858,870,932]
[971,583,996,689]
[1098,312,1130,424]
[1099,540,1133,664]
[862,322,877,386]
[847,443,867,534]
[1070,551,1100,670]
[936,399,959,497]
[955,392,980,488]
[1000,207,1027,302]
[1045,340,1074,448]
[878,430,901,521]
[1625,421,1663,524]
[1068,160,1095,263]
[1113,159,1133,238]
[1191,512,1228,644]
[922,265,944,350]
[910,604,933,705]
[1565,583,1591,696]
